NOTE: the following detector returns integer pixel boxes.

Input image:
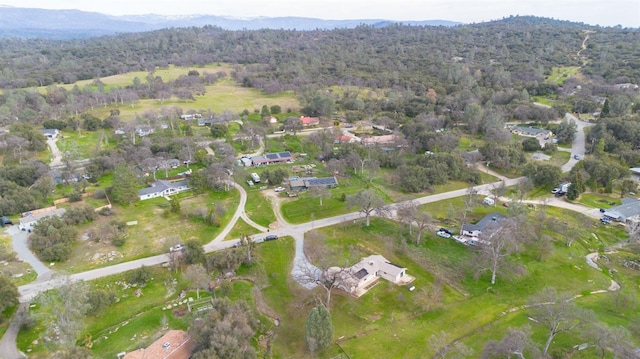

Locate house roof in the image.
[350,255,406,279]
[251,151,293,164]
[630,167,640,175]
[139,180,188,197]
[603,198,640,221]
[288,177,338,189]
[361,134,397,145]
[124,330,194,359]
[462,213,506,233]
[19,208,66,226]
[513,126,551,135]
[40,129,59,136]
[299,116,320,125]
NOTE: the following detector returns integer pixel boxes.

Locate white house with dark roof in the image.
[511,126,553,139]
[139,180,189,200]
[462,213,506,238]
[40,128,60,139]
[333,254,414,297]
[19,208,66,231]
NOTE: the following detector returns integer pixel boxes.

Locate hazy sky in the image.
[1,0,638,27]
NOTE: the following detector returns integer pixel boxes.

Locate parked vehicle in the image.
[264,234,279,241]
[600,217,611,224]
[436,230,451,239]
[247,180,254,186]
[170,244,184,252]
[251,172,261,183]
[274,186,286,192]
[439,228,454,235]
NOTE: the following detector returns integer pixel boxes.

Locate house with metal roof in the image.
[19,208,66,232]
[462,213,506,238]
[40,128,60,139]
[602,198,640,223]
[123,329,195,359]
[250,151,293,166]
[288,176,338,191]
[139,180,189,200]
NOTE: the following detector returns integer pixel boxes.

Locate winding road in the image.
[0,114,611,358]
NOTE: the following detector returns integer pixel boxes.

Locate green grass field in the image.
[546,66,583,84]
[54,189,240,273]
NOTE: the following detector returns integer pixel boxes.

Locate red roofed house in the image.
[123,330,195,359]
[299,116,320,127]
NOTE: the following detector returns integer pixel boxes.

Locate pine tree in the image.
[305,305,333,355]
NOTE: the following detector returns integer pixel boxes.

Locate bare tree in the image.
[481,326,541,359]
[413,210,433,245]
[428,331,473,359]
[459,185,477,235]
[396,200,418,236]
[475,218,521,285]
[310,186,331,207]
[184,264,210,299]
[365,159,380,183]
[588,323,635,359]
[39,279,91,346]
[489,180,507,206]
[346,189,387,226]
[527,287,594,356]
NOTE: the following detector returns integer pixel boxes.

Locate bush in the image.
[68,191,83,202]
[129,265,152,286]
[93,189,106,199]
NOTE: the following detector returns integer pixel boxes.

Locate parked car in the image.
[264,234,279,241]
[574,154,580,160]
[252,237,265,244]
[274,186,286,192]
[599,208,606,213]
[232,241,242,248]
[439,228,454,235]
[170,244,184,252]
[551,188,560,194]
[600,217,611,224]
[436,230,451,239]
[247,180,254,186]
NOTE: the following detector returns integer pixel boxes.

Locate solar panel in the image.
[278,151,292,158]
[266,153,278,159]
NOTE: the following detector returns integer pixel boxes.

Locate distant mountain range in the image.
[0,6,461,39]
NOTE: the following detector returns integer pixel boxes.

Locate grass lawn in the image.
[244,190,277,228]
[88,77,300,121]
[225,218,259,241]
[577,192,622,209]
[54,190,240,273]
[545,66,583,84]
[57,130,114,159]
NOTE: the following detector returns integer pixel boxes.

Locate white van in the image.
[251,173,261,183]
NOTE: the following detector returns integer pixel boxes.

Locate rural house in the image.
[122,330,195,359]
[19,208,67,232]
[602,198,640,223]
[461,213,506,238]
[511,126,553,139]
[139,180,189,200]
[288,176,338,191]
[332,255,414,297]
[299,116,320,127]
[250,151,293,166]
[40,128,60,139]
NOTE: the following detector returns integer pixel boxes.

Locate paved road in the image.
[6,226,51,279]
[561,113,593,173]
[0,303,27,359]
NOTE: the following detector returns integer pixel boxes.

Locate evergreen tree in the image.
[0,274,19,314]
[110,164,139,204]
[601,98,610,118]
[305,305,333,355]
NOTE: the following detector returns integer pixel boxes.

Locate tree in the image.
[554,119,577,144]
[619,179,637,198]
[310,186,331,206]
[428,331,473,359]
[481,327,540,359]
[129,265,152,285]
[528,287,594,356]
[110,163,139,204]
[188,298,256,359]
[522,162,561,188]
[521,137,541,152]
[184,239,206,265]
[305,305,333,355]
[209,123,228,138]
[396,200,418,236]
[346,189,387,226]
[284,116,303,135]
[39,280,91,346]
[412,210,432,245]
[0,274,19,314]
[489,181,507,205]
[475,218,522,285]
[184,264,210,299]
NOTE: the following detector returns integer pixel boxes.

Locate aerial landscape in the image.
[0,1,638,358]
